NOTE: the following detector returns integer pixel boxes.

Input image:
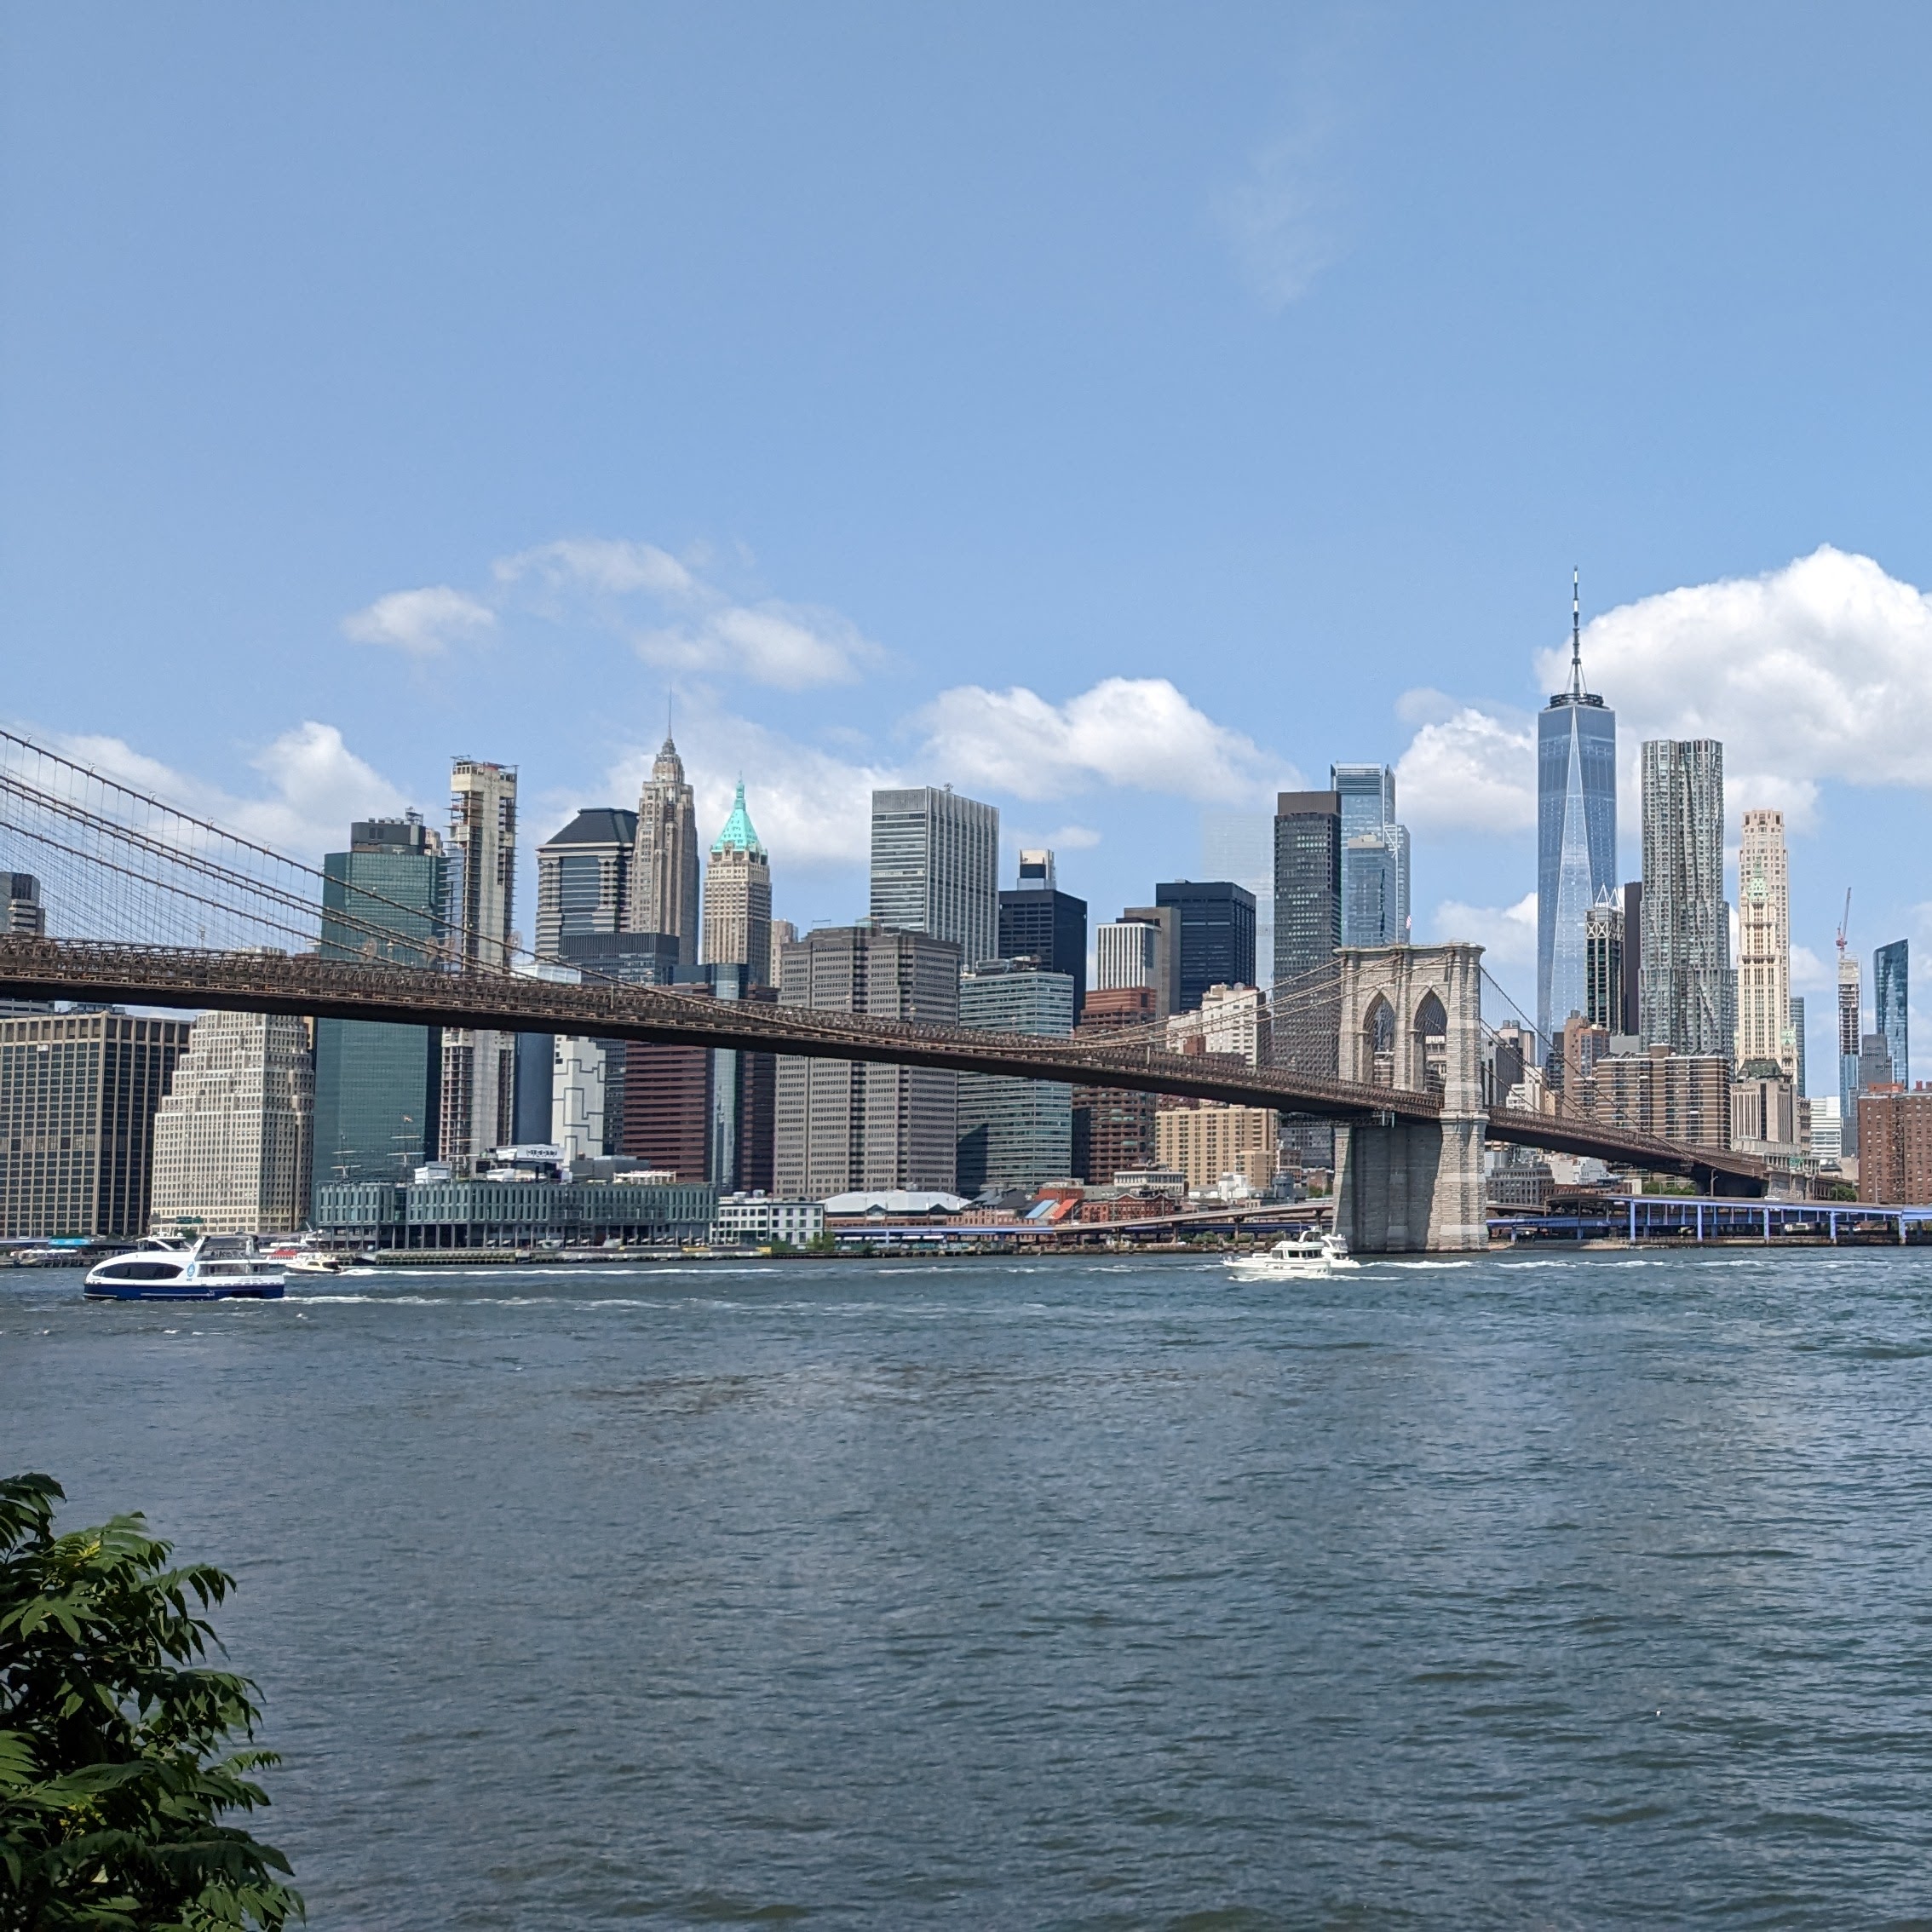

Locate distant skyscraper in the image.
[1876,940,1908,1090]
[1584,890,1623,1032]
[957,959,1074,1195]
[1331,763,1411,946]
[768,918,797,989]
[1537,578,1618,1044]
[1096,918,1160,995]
[1155,880,1256,1012]
[1839,950,1863,1158]
[1200,814,1275,987]
[0,873,49,1017]
[869,786,999,969]
[1790,995,1807,1098]
[1118,906,1179,1015]
[313,815,447,1193]
[1,872,44,936]
[529,806,636,1135]
[1735,809,1795,1078]
[774,923,962,1198]
[631,734,701,963]
[558,930,682,1158]
[535,808,637,958]
[442,760,518,1164]
[1639,739,1732,1059]
[0,1012,188,1237]
[998,849,1087,1018]
[148,1010,312,1235]
[1273,791,1342,990]
[1620,881,1643,1037]
[701,782,773,985]
[1071,986,1159,1183]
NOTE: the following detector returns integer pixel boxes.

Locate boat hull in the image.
[83,1279,285,1301]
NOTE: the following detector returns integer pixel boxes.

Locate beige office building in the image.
[1736,808,1795,1078]
[1155,1101,1279,1194]
[441,758,518,1163]
[150,1010,313,1235]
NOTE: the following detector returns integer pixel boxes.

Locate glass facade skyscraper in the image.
[870,786,1000,971]
[1537,588,1618,1048]
[1273,791,1342,992]
[1331,763,1411,946]
[998,848,1088,1019]
[312,816,448,1193]
[1876,940,1908,1090]
[1155,879,1256,1013]
[957,960,1075,1195]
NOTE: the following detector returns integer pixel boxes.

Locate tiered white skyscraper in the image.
[440,757,518,1163]
[1735,808,1795,1080]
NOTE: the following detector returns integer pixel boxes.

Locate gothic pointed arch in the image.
[1363,992,1396,1088]
[1413,989,1448,1093]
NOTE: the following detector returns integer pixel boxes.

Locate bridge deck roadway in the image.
[0,938,1764,1193]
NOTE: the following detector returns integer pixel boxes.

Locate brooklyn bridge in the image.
[0,726,1765,1251]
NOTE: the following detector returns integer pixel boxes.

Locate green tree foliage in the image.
[0,1474,301,1929]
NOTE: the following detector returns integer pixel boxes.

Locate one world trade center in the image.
[1537,574,1617,1053]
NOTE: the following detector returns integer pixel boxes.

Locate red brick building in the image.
[1857,1089,1932,1204]
[1071,986,1159,1184]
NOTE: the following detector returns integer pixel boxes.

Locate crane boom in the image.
[1837,888,1852,958]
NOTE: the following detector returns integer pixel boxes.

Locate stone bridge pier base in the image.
[1331,944,1488,1254]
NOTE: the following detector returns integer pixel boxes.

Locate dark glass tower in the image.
[313,817,448,1192]
[1273,791,1342,992]
[1155,879,1256,1013]
[998,849,1088,1019]
[1876,940,1908,1088]
[1537,575,1618,1049]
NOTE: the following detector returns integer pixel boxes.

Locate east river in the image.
[7,1248,1932,1927]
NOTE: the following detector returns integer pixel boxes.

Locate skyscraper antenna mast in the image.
[1570,566,1584,698]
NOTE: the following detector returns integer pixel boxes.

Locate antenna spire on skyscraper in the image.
[1570,566,1584,699]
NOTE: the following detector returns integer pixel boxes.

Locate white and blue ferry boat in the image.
[84,1234,286,1302]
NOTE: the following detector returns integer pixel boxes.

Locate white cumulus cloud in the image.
[915,677,1291,805]
[342,585,495,657]
[352,535,880,689]
[1536,545,1932,831]
[1394,701,1537,835]
[1428,892,1538,969]
[634,601,875,691]
[495,537,698,601]
[42,722,406,862]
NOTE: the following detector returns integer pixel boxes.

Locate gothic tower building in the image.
[631,734,701,963]
[701,781,773,985]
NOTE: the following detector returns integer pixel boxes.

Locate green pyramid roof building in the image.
[710,780,765,857]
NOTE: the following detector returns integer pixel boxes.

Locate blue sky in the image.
[4,3,1932,1078]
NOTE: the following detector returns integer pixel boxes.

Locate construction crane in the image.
[1837,888,1852,962]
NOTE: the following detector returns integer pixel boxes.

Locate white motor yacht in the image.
[1225,1229,1359,1279]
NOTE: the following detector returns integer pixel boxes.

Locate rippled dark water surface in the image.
[9,1249,1932,1927]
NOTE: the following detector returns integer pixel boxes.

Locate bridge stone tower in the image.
[1331,942,1487,1253]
